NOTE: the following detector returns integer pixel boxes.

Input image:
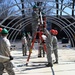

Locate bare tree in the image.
[0,0,4,3]
[59,0,73,16]
[0,0,14,18]
[14,0,55,16]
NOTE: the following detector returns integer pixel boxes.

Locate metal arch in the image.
[8,18,30,39]
[7,16,32,39]
[48,17,72,37]
[53,16,75,46]
[47,8,74,44]
[48,16,71,36]
[46,7,75,45]
[13,22,31,42]
[7,14,74,46]
[10,16,74,46]
[10,18,60,38]
[8,16,32,32]
[6,13,74,44]
[48,15,75,46]
[45,2,75,40]
[12,16,71,45]
[49,20,69,37]
[9,18,32,41]
[0,24,20,31]
[48,16,75,39]
[48,16,74,46]
[56,16,75,40]
[61,22,75,30]
[6,15,29,27]
[50,21,72,45]
[10,14,75,45]
[47,17,74,46]
[13,17,71,45]
[8,17,32,39]
[13,19,55,41]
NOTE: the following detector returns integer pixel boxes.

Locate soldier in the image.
[44,28,53,67]
[32,5,39,39]
[38,33,47,57]
[27,32,32,50]
[38,41,45,57]
[21,33,28,56]
[0,28,15,75]
[50,29,58,64]
[0,28,2,35]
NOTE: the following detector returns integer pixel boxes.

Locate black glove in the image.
[9,56,13,60]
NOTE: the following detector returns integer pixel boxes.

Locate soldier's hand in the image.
[9,56,13,60]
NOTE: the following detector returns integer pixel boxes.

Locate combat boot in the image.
[53,61,58,64]
[46,63,53,67]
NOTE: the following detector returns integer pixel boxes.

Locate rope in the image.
[51,67,55,75]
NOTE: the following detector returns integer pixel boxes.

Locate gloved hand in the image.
[9,56,13,60]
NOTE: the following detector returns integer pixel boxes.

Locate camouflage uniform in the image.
[38,42,45,57]
[0,36,15,75]
[44,28,53,67]
[38,34,47,57]
[32,9,39,39]
[21,35,28,56]
[27,33,32,50]
[52,35,58,63]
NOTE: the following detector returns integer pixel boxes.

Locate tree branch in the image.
[14,0,21,10]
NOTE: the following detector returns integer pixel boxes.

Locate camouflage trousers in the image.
[38,45,45,57]
[53,49,58,62]
[46,43,53,64]
[22,44,28,56]
[0,61,15,75]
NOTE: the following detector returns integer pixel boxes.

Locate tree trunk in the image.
[60,0,64,16]
[72,0,74,16]
[56,0,59,17]
[20,0,25,18]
